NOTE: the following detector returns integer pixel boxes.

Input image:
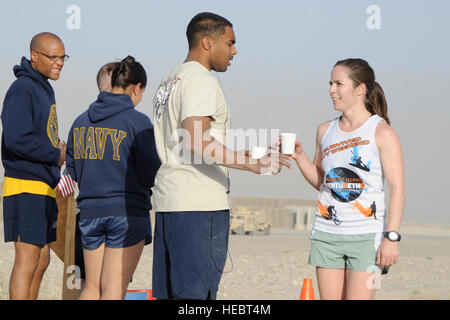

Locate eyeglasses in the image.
[34,51,70,62]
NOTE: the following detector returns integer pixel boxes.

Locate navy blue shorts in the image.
[2,193,58,246]
[74,212,86,279]
[79,215,152,250]
[152,210,230,300]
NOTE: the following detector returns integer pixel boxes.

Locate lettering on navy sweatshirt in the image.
[66,91,161,218]
[1,57,61,188]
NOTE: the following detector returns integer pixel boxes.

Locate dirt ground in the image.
[1,223,449,300]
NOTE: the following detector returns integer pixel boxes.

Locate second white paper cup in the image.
[251,146,267,159]
[280,133,297,155]
[251,146,272,175]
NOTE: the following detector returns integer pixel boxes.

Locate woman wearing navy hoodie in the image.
[66,56,160,300]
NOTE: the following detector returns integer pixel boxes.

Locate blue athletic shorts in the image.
[79,215,152,250]
[2,193,58,246]
[74,212,86,279]
[152,210,230,300]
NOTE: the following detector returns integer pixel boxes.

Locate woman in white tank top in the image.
[285,59,405,300]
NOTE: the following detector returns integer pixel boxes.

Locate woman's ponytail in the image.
[111,55,147,90]
[366,81,390,125]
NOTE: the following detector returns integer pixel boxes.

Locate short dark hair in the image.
[111,55,147,89]
[30,32,63,51]
[186,12,233,50]
[96,62,119,89]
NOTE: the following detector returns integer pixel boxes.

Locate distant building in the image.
[231,196,316,231]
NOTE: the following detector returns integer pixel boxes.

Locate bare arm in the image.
[378,123,405,232]
[375,121,406,268]
[181,116,291,174]
[290,122,329,191]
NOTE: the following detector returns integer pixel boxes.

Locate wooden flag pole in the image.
[50,189,66,262]
[62,193,79,300]
[50,190,80,299]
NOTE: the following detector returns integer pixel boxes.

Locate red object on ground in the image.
[126,289,155,300]
[299,278,315,300]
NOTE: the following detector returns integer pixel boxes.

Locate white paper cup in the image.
[251,146,272,175]
[280,133,297,155]
[251,146,267,159]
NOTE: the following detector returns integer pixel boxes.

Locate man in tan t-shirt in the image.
[152,12,290,300]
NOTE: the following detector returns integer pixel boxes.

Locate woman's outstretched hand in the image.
[272,136,304,162]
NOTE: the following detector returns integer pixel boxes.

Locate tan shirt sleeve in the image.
[180,74,219,122]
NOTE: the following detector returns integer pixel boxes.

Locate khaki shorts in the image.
[308,230,383,273]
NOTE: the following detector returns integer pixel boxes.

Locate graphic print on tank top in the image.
[352,200,377,219]
[324,165,378,221]
[325,167,366,202]
[317,200,342,225]
[349,146,371,172]
[315,116,385,232]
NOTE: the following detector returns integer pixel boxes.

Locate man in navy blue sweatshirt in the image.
[1,32,68,300]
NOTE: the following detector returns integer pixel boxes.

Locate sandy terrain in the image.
[0,223,449,300]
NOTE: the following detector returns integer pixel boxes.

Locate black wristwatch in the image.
[384,231,401,242]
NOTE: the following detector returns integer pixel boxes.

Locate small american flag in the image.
[57,168,76,198]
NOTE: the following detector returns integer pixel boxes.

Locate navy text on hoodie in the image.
[66,91,161,219]
[1,57,61,193]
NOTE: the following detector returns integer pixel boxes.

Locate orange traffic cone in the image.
[299,278,315,300]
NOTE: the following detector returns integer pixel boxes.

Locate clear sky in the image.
[1,0,449,225]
